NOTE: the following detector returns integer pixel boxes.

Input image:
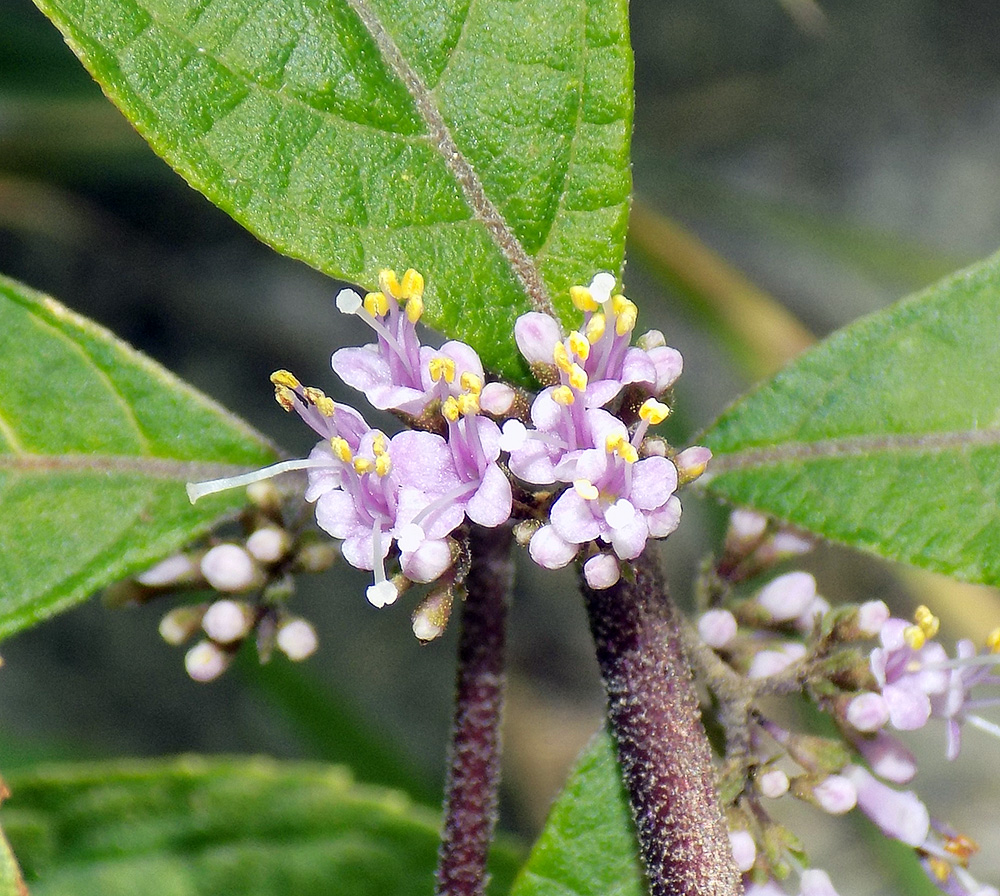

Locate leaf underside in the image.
[1,756,519,896]
[701,251,1000,585]
[33,0,633,381]
[0,275,276,641]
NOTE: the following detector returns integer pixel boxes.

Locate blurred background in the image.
[2,0,1000,891]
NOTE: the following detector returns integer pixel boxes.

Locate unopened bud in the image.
[294,540,338,573]
[480,382,515,416]
[246,480,282,513]
[412,588,454,643]
[184,640,232,682]
[674,446,711,484]
[200,544,262,592]
[845,691,890,732]
[757,768,790,798]
[137,553,199,587]
[698,609,738,649]
[757,571,817,622]
[202,599,255,644]
[804,774,857,815]
[159,604,207,645]
[636,328,666,351]
[513,519,543,547]
[276,618,319,661]
[583,553,621,590]
[728,830,756,873]
[246,526,292,563]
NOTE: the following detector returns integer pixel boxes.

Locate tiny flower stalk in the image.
[581,547,741,896]
[435,524,514,896]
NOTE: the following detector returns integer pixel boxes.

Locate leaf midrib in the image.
[704,426,1000,477]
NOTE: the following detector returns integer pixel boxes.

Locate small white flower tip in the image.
[675,446,712,483]
[812,774,857,815]
[158,605,206,646]
[498,419,528,453]
[698,609,738,649]
[200,544,260,593]
[246,526,291,563]
[137,553,198,587]
[184,640,230,682]
[366,580,399,608]
[846,691,890,733]
[757,768,790,798]
[395,522,425,554]
[202,599,253,644]
[757,570,817,622]
[584,553,621,590]
[728,830,756,873]
[800,869,840,896]
[480,382,515,416]
[335,287,363,314]
[589,271,617,303]
[857,600,891,637]
[276,619,319,661]
[604,498,636,530]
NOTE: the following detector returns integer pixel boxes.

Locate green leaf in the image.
[0,274,277,640]
[700,252,1000,585]
[33,0,633,381]
[1,756,520,896]
[510,730,645,896]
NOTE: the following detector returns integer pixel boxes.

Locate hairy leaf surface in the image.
[0,275,276,640]
[701,253,1000,584]
[34,0,633,379]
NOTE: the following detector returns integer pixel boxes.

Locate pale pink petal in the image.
[332,346,425,411]
[550,490,604,544]
[609,512,648,560]
[314,490,363,540]
[620,346,657,386]
[645,495,682,537]
[509,440,558,484]
[528,525,578,569]
[515,312,562,365]
[465,463,513,527]
[629,456,677,510]
[583,379,623,407]
[401,539,453,582]
[341,533,386,571]
[647,345,683,392]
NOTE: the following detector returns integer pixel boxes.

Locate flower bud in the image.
[748,642,807,679]
[159,604,207,645]
[411,588,454,643]
[184,640,232,682]
[757,768,790,798]
[246,526,292,563]
[674,446,711,484]
[202,599,255,644]
[757,571,817,622]
[583,553,621,590]
[800,869,840,896]
[137,553,199,587]
[807,774,857,815]
[276,618,319,661]
[845,691,890,732]
[698,609,738,649]
[729,829,756,872]
[200,544,262,592]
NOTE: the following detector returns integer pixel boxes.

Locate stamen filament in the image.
[186,457,329,503]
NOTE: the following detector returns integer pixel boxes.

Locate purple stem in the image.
[435,524,513,896]
[582,548,741,896]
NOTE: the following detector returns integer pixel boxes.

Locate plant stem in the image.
[582,549,741,896]
[435,524,513,896]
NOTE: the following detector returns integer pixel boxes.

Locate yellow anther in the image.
[442,396,461,422]
[903,625,926,650]
[379,269,401,298]
[585,313,606,344]
[429,356,456,384]
[986,626,1000,653]
[353,456,375,475]
[612,295,637,336]
[303,386,334,417]
[605,433,625,454]
[273,385,295,413]
[914,605,940,638]
[553,341,573,373]
[639,398,671,425]
[400,268,424,299]
[574,479,599,500]
[330,437,353,463]
[372,432,387,456]
[405,294,424,323]
[619,443,639,463]
[364,291,389,317]
[568,331,591,361]
[457,393,481,416]
[927,857,950,883]
[943,834,978,862]
[375,453,392,477]
[270,369,301,389]
[552,385,575,406]
[568,363,589,392]
[570,285,599,312]
[605,433,637,463]
[460,372,483,395]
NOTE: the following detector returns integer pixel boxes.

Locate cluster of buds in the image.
[700,510,1000,896]
[121,479,333,681]
[188,269,708,634]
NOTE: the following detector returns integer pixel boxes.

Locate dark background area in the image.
[2,0,1000,890]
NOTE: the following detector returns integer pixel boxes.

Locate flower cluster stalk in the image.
[582,548,741,896]
[435,524,514,896]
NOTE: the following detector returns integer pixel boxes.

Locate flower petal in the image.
[465,463,513,527]
[528,525,578,569]
[515,312,562,365]
[550,489,604,544]
[629,456,677,510]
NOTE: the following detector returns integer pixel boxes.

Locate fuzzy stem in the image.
[435,524,513,896]
[582,548,741,896]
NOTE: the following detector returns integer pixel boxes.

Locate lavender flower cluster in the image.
[702,511,1000,896]
[189,268,705,622]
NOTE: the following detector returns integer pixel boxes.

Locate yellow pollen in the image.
[372,433,387,456]
[585,313,606,343]
[568,363,588,391]
[612,295,637,336]
[568,332,591,361]
[606,433,625,454]
[460,372,483,395]
[553,341,573,373]
[987,626,1000,653]
[273,385,295,413]
[574,479,599,500]
[353,457,375,475]
[405,294,424,323]
[903,625,926,650]
[552,385,575,406]
[457,393,481,416]
[364,291,389,317]
[303,386,334,416]
[442,396,461,422]
[375,454,391,477]
[639,398,671,425]
[914,605,940,638]
[399,268,424,300]
[619,443,638,463]
[570,285,599,312]
[270,369,300,389]
[330,437,352,463]
[927,857,950,883]
[944,834,978,862]
[379,269,401,298]
[429,356,456,384]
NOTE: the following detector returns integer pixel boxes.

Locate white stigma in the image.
[604,498,636,530]
[366,580,399,608]
[498,419,528,452]
[335,287,363,314]
[396,522,425,553]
